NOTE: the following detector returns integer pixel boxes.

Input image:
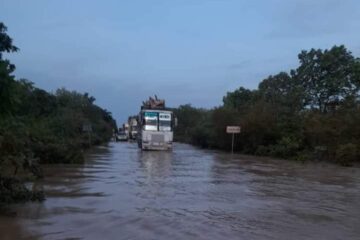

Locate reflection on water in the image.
[1,142,360,240]
[139,151,173,178]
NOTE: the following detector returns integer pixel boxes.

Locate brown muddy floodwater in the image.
[1,142,360,240]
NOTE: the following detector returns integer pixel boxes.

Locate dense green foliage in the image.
[0,23,116,205]
[175,45,360,166]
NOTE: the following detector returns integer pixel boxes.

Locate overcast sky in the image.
[1,0,360,124]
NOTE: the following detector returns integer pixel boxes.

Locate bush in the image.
[0,177,44,204]
[335,143,359,166]
[293,150,313,162]
[255,145,270,156]
[269,136,302,158]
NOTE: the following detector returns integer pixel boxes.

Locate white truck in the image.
[123,123,130,139]
[137,96,176,150]
[128,116,138,140]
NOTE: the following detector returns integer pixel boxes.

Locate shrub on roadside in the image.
[335,143,359,166]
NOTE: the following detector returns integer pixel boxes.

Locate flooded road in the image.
[1,142,360,240]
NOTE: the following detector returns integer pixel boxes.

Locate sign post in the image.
[226,126,241,154]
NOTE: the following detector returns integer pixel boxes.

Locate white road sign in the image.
[226,126,241,134]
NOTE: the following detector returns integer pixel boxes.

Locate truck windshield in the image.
[142,111,172,131]
[159,112,172,131]
[159,120,171,127]
[143,112,158,130]
[145,119,157,126]
[159,120,171,131]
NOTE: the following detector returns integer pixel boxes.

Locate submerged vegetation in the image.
[175,45,360,166]
[0,23,117,205]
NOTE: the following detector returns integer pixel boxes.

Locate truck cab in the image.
[137,109,175,150]
[128,117,138,140]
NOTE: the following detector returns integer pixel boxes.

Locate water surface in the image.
[1,142,359,240]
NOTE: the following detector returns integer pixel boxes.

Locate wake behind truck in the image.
[137,96,176,150]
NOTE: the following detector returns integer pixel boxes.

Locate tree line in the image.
[0,23,117,205]
[174,45,360,166]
